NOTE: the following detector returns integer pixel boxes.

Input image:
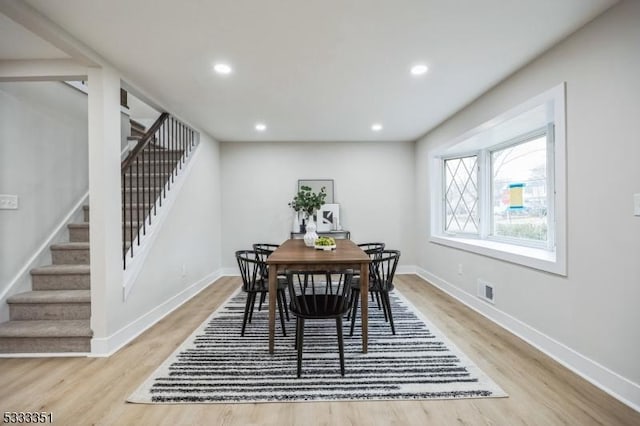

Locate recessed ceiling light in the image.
[255,123,267,131]
[213,63,232,75]
[371,123,383,132]
[410,64,428,76]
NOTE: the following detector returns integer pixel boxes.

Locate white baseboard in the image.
[220,267,239,276]
[415,266,640,413]
[91,269,223,357]
[396,264,416,275]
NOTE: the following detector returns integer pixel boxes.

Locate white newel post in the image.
[88,66,124,355]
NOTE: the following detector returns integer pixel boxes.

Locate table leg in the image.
[268,266,276,354]
[360,262,368,353]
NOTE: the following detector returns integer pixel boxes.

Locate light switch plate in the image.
[634,193,640,216]
[0,194,18,210]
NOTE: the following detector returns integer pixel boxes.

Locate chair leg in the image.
[277,290,287,337]
[350,290,360,337]
[382,291,396,335]
[279,289,290,321]
[345,290,356,318]
[248,292,257,323]
[294,317,299,350]
[379,291,389,322]
[375,292,382,310]
[337,317,345,376]
[258,292,266,311]
[241,293,253,336]
[297,318,305,378]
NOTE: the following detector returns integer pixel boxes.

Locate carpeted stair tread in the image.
[50,242,90,250]
[68,223,89,229]
[8,290,90,304]
[0,320,92,338]
[31,264,90,275]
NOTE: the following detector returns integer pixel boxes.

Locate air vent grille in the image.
[477,279,495,304]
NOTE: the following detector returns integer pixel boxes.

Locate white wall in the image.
[221,141,415,271]
[0,81,87,295]
[415,0,640,406]
[105,133,222,341]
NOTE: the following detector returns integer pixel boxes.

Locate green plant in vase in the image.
[288,185,327,232]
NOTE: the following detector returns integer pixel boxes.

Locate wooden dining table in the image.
[267,238,371,354]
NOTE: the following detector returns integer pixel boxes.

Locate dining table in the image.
[267,238,371,354]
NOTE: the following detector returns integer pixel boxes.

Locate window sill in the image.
[430,235,566,276]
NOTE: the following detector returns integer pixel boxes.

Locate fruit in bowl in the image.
[314,236,336,250]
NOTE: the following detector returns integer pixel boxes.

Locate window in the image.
[491,130,550,248]
[431,83,566,275]
[444,156,478,234]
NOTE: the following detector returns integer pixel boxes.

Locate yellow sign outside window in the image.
[509,183,524,209]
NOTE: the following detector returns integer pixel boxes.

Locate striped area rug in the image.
[128,287,507,403]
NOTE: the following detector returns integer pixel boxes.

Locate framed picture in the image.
[298,179,334,204]
[317,204,340,232]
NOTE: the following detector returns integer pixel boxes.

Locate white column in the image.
[87,66,123,355]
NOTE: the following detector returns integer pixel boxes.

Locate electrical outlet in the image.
[457,264,463,275]
[0,194,18,210]
[634,193,640,216]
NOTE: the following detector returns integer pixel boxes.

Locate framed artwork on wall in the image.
[317,203,340,232]
[298,179,334,204]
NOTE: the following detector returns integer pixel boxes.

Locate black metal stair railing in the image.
[121,113,198,268]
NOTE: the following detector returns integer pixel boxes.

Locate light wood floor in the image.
[0,275,638,425]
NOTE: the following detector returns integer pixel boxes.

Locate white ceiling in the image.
[2,0,617,142]
[0,12,68,60]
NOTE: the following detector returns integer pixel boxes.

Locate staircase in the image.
[121,145,187,258]
[0,114,197,354]
[0,206,92,353]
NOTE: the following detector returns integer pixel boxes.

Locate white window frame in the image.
[430,83,566,275]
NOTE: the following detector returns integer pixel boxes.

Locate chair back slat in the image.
[357,242,385,276]
[235,250,264,293]
[370,250,400,292]
[357,242,385,257]
[286,270,353,317]
[253,243,280,278]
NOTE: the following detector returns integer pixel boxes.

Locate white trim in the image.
[0,59,87,82]
[395,265,416,275]
[430,83,567,276]
[220,267,240,276]
[122,143,201,300]
[430,235,564,275]
[0,192,89,321]
[91,269,223,357]
[415,267,640,413]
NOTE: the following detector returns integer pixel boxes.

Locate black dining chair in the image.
[349,250,400,336]
[285,269,354,377]
[235,250,287,337]
[355,242,385,309]
[253,243,289,320]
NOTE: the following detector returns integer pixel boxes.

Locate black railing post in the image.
[121,113,198,269]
